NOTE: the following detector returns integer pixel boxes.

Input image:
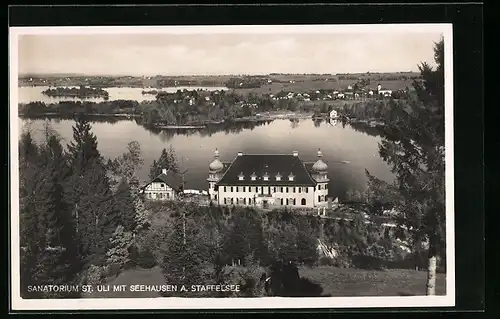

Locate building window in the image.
[321,195,325,201]
[231,198,234,205]
[158,193,163,199]
[249,198,252,205]
[276,176,281,181]
[263,176,269,181]
[236,198,239,204]
[286,187,289,193]
[298,187,301,193]
[166,193,170,199]
[318,195,321,202]
[224,198,227,204]
[231,186,234,192]
[236,187,239,192]
[286,198,289,205]
[325,184,328,189]
[224,186,227,192]
[161,183,165,188]
[305,187,309,193]
[238,173,244,181]
[280,198,283,205]
[215,194,217,200]
[301,198,306,206]
[243,198,247,205]
[318,184,322,190]
[288,174,295,181]
[293,198,296,205]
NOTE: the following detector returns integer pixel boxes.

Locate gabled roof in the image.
[216,154,317,186]
[148,170,183,191]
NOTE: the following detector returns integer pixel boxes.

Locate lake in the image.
[17,86,228,104]
[18,117,394,200]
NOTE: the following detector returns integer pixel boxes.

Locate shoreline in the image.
[17,111,384,127]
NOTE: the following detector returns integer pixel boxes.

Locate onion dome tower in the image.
[208,148,223,201]
[311,148,329,182]
[209,148,224,173]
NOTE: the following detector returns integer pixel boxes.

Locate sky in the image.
[17,31,443,76]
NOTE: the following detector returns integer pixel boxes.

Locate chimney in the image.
[161,168,167,174]
[237,151,243,156]
[293,151,299,157]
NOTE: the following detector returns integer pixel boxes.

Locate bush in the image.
[84,264,106,286]
[318,256,335,266]
[105,263,122,278]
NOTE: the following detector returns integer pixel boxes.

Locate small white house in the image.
[329,109,338,119]
[141,168,183,201]
[379,89,393,97]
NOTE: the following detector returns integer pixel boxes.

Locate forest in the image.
[18,115,433,299]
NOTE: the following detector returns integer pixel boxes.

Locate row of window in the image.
[220,184,328,193]
[221,195,327,205]
[238,174,294,182]
[223,197,307,206]
[146,192,171,199]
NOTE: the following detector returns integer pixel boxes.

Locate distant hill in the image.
[19,73,86,78]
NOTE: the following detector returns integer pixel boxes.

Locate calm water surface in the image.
[17,86,228,104]
[19,117,393,200]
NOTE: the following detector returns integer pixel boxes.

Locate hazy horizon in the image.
[17,31,442,77]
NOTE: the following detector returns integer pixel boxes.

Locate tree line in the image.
[42,86,110,98]
[19,117,150,298]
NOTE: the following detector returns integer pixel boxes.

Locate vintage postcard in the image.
[9,24,455,310]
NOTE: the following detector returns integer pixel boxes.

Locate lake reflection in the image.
[18,117,393,200]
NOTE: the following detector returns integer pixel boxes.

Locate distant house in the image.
[329,109,338,119]
[379,89,393,97]
[141,168,184,201]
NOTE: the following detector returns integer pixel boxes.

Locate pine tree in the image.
[161,218,203,290]
[67,116,102,177]
[106,225,134,269]
[22,167,75,298]
[134,197,151,233]
[109,141,144,192]
[149,146,179,179]
[19,130,39,169]
[76,160,120,266]
[115,178,137,232]
[366,38,445,295]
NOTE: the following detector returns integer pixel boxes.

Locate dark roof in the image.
[216,154,317,186]
[150,170,183,191]
[303,162,315,173]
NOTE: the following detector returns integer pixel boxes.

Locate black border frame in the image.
[7,3,484,315]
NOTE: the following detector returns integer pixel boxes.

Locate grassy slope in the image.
[81,265,445,298]
[299,266,446,296]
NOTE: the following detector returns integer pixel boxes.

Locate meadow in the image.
[81,265,445,298]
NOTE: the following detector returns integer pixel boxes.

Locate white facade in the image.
[379,89,393,97]
[143,181,176,200]
[216,185,317,208]
[143,168,179,200]
[329,109,338,118]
